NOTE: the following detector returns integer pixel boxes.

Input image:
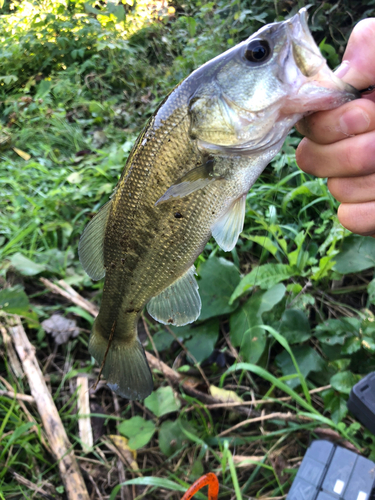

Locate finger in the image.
[338,201,375,236]
[296,18,375,141]
[296,98,375,144]
[296,130,375,178]
[336,19,375,90]
[328,172,375,203]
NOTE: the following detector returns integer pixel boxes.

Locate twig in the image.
[12,471,57,499]
[217,411,314,437]
[0,390,35,403]
[76,376,93,452]
[185,384,332,411]
[0,324,23,377]
[40,278,99,317]
[8,316,90,500]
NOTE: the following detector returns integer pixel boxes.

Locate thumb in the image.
[335,18,375,94]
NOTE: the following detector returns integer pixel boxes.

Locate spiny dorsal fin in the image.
[78,200,112,281]
[147,265,201,326]
[155,157,220,206]
[211,194,246,252]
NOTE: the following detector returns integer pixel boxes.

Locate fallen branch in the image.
[76,376,93,453]
[40,278,98,317]
[12,471,58,500]
[41,279,253,415]
[8,316,90,500]
[0,323,23,377]
[0,390,35,403]
[217,411,315,437]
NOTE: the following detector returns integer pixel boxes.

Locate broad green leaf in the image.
[279,309,311,344]
[333,235,375,274]
[275,345,326,389]
[330,371,360,395]
[362,337,375,353]
[118,416,155,449]
[8,252,45,276]
[368,279,375,303]
[315,318,360,346]
[323,389,348,425]
[230,263,297,302]
[230,284,285,363]
[0,287,28,313]
[169,319,219,363]
[243,236,279,256]
[152,330,174,351]
[198,257,240,320]
[341,336,361,355]
[144,386,181,417]
[158,420,194,457]
[184,319,219,362]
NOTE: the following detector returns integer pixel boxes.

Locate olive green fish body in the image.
[79,8,360,399]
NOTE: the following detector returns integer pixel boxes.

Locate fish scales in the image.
[79,8,360,400]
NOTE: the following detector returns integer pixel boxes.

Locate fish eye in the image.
[244,39,271,64]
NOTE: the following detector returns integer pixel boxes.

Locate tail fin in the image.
[89,321,153,400]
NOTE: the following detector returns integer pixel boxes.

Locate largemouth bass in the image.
[79,8,359,400]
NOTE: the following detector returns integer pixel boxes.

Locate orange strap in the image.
[181,473,219,500]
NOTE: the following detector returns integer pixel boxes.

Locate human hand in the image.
[296,19,375,236]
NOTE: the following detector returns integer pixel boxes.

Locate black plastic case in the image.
[287,440,375,500]
[347,372,375,436]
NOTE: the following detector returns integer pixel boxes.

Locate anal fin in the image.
[211,194,246,252]
[78,200,112,281]
[147,265,201,326]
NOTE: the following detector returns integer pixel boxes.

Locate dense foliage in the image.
[1,0,375,498]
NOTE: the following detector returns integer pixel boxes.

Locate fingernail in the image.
[334,60,350,78]
[339,106,370,135]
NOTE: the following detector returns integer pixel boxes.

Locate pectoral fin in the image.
[155,158,220,206]
[147,265,201,326]
[78,200,112,281]
[211,194,246,252]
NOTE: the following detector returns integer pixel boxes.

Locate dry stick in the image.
[8,316,90,500]
[76,376,94,453]
[0,390,35,403]
[0,324,23,377]
[12,471,56,499]
[41,279,253,415]
[40,278,99,317]
[185,384,332,411]
[217,411,314,438]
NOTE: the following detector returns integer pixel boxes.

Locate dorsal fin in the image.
[211,194,246,252]
[78,200,112,281]
[147,265,201,326]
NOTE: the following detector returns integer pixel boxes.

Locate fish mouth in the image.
[282,8,360,113]
[285,8,324,78]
